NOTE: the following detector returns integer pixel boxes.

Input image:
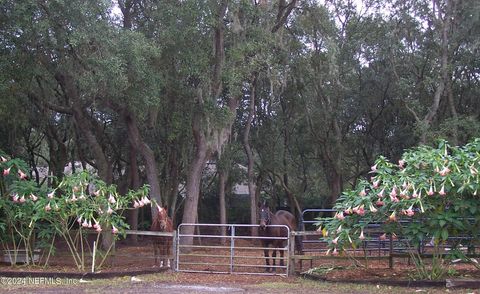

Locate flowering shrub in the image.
[319,139,480,278]
[0,154,48,266]
[0,153,151,271]
[45,171,151,270]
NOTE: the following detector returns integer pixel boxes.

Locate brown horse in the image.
[151,204,173,267]
[258,202,296,272]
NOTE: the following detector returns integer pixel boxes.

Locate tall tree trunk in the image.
[121,107,163,218]
[127,144,140,245]
[165,148,180,224]
[28,92,69,186]
[243,75,258,236]
[72,108,113,184]
[181,101,235,246]
[327,168,343,208]
[117,0,163,218]
[54,72,115,249]
[446,72,458,145]
[272,171,302,218]
[218,169,228,243]
[327,118,344,206]
[179,0,298,246]
[254,174,263,216]
[180,0,230,246]
[277,80,303,220]
[45,124,68,187]
[54,72,113,184]
[181,132,210,246]
[419,0,453,144]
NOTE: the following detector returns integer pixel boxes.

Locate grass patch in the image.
[252,277,451,294]
[253,281,301,289]
[0,272,173,291]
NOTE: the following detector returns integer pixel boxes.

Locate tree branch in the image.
[271,0,297,33]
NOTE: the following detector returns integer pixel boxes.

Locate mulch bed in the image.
[300,259,480,289]
[0,241,166,277]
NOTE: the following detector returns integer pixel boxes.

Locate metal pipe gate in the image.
[176,224,291,276]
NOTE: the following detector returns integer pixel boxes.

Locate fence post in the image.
[173,230,177,271]
[289,231,295,276]
[230,225,235,273]
[389,234,393,269]
[91,241,96,273]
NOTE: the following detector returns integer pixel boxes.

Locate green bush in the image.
[0,153,151,271]
[319,139,480,279]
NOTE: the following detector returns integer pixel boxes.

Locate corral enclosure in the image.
[2,212,480,281]
[176,224,291,276]
[1,185,480,278]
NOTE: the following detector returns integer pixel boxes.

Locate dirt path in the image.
[0,272,455,294]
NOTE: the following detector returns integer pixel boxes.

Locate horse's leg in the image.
[160,237,166,267]
[272,248,277,272]
[161,236,170,268]
[262,241,271,272]
[263,248,271,272]
[166,238,172,268]
[163,237,170,268]
[153,240,159,267]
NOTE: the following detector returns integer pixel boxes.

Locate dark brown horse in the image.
[151,204,173,267]
[258,202,296,272]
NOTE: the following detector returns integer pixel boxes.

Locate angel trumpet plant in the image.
[439,166,450,176]
[359,229,365,240]
[389,211,397,222]
[321,139,480,280]
[439,185,446,196]
[390,186,397,198]
[427,185,434,196]
[377,188,385,198]
[335,211,345,220]
[332,236,340,245]
[18,169,27,179]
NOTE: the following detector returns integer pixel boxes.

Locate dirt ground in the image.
[2,237,480,280]
[0,271,475,294]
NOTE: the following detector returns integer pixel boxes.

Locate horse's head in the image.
[258,202,271,230]
[156,204,169,231]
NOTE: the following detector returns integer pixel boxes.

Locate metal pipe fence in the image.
[176,223,291,276]
[26,211,476,275]
[93,230,176,272]
[300,208,476,254]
